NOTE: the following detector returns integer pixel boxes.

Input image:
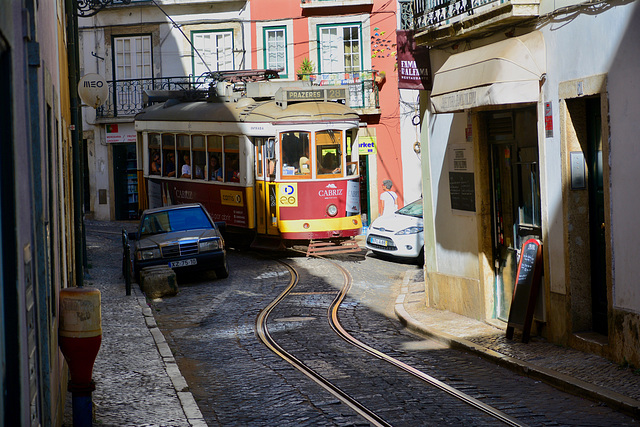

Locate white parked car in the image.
[365,199,424,264]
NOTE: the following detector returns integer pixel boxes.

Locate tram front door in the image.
[255,137,279,236]
[488,108,542,321]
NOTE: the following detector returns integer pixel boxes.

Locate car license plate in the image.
[370,237,388,246]
[169,258,197,268]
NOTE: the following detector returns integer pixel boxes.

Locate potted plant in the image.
[374,70,386,85]
[297,57,315,80]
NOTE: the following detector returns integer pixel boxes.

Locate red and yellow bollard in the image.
[59,286,102,426]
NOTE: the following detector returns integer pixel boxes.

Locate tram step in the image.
[306,240,362,257]
[250,236,286,251]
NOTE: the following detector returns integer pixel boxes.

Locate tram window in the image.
[316,130,342,176]
[256,138,264,178]
[207,135,223,181]
[347,129,358,176]
[177,134,191,179]
[281,131,310,178]
[192,135,205,180]
[224,136,240,183]
[162,134,176,177]
[149,133,161,175]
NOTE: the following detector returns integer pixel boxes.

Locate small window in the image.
[224,136,240,183]
[162,134,176,177]
[255,138,264,178]
[264,27,287,78]
[149,133,161,175]
[192,135,206,180]
[281,131,310,179]
[316,130,342,177]
[177,134,191,179]
[207,135,223,182]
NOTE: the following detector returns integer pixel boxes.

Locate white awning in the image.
[430,31,546,113]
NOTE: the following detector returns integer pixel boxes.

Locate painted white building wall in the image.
[424,3,640,311]
[539,4,640,312]
[427,110,480,279]
[399,89,424,203]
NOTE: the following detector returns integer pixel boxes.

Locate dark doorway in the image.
[488,108,542,321]
[586,97,607,335]
[112,143,139,220]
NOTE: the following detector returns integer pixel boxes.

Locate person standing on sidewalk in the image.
[380,179,399,216]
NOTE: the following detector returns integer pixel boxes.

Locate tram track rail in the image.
[256,253,528,427]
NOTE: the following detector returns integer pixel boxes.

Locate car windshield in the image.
[397,199,423,218]
[140,207,213,236]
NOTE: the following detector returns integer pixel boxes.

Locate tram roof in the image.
[135,98,360,124]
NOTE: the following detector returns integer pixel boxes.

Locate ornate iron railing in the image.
[413,0,500,28]
[297,70,380,110]
[96,76,210,118]
[399,0,415,30]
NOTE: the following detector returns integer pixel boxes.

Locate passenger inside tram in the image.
[318,151,341,174]
[225,155,240,182]
[150,151,161,175]
[208,154,223,181]
[165,152,176,177]
[180,153,191,179]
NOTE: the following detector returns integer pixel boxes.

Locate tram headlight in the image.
[326,204,338,217]
[199,238,222,252]
[137,246,160,260]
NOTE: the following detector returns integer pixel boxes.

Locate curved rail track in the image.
[256,254,528,427]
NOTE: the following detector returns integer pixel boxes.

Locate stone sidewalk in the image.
[395,269,640,419]
[63,221,205,426]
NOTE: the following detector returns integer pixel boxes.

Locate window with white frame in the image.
[114,35,152,80]
[192,30,234,77]
[264,27,287,78]
[318,24,361,74]
[113,35,152,115]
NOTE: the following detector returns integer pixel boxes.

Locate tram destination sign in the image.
[276,87,348,108]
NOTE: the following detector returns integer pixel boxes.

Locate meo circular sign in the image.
[78,74,108,108]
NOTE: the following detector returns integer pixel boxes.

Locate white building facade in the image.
[416,1,640,365]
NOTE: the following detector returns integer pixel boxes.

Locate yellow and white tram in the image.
[134,79,363,249]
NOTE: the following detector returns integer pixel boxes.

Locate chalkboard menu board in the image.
[449,172,475,212]
[506,239,543,343]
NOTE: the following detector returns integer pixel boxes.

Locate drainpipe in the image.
[66,0,85,287]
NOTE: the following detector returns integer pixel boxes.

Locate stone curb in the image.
[133,285,208,426]
[394,273,640,419]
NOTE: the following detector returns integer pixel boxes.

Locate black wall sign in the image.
[449,172,475,212]
[506,239,543,343]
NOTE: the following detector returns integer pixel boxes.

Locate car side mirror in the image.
[215,221,226,234]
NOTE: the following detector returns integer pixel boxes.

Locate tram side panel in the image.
[147,178,255,233]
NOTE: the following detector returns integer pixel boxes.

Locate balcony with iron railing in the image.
[96,71,380,120]
[95,76,209,119]
[412,0,540,46]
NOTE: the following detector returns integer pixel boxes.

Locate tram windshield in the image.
[316,130,342,176]
[280,129,346,179]
[281,131,311,177]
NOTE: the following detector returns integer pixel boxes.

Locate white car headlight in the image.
[395,226,423,235]
[137,247,161,260]
[199,238,222,252]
